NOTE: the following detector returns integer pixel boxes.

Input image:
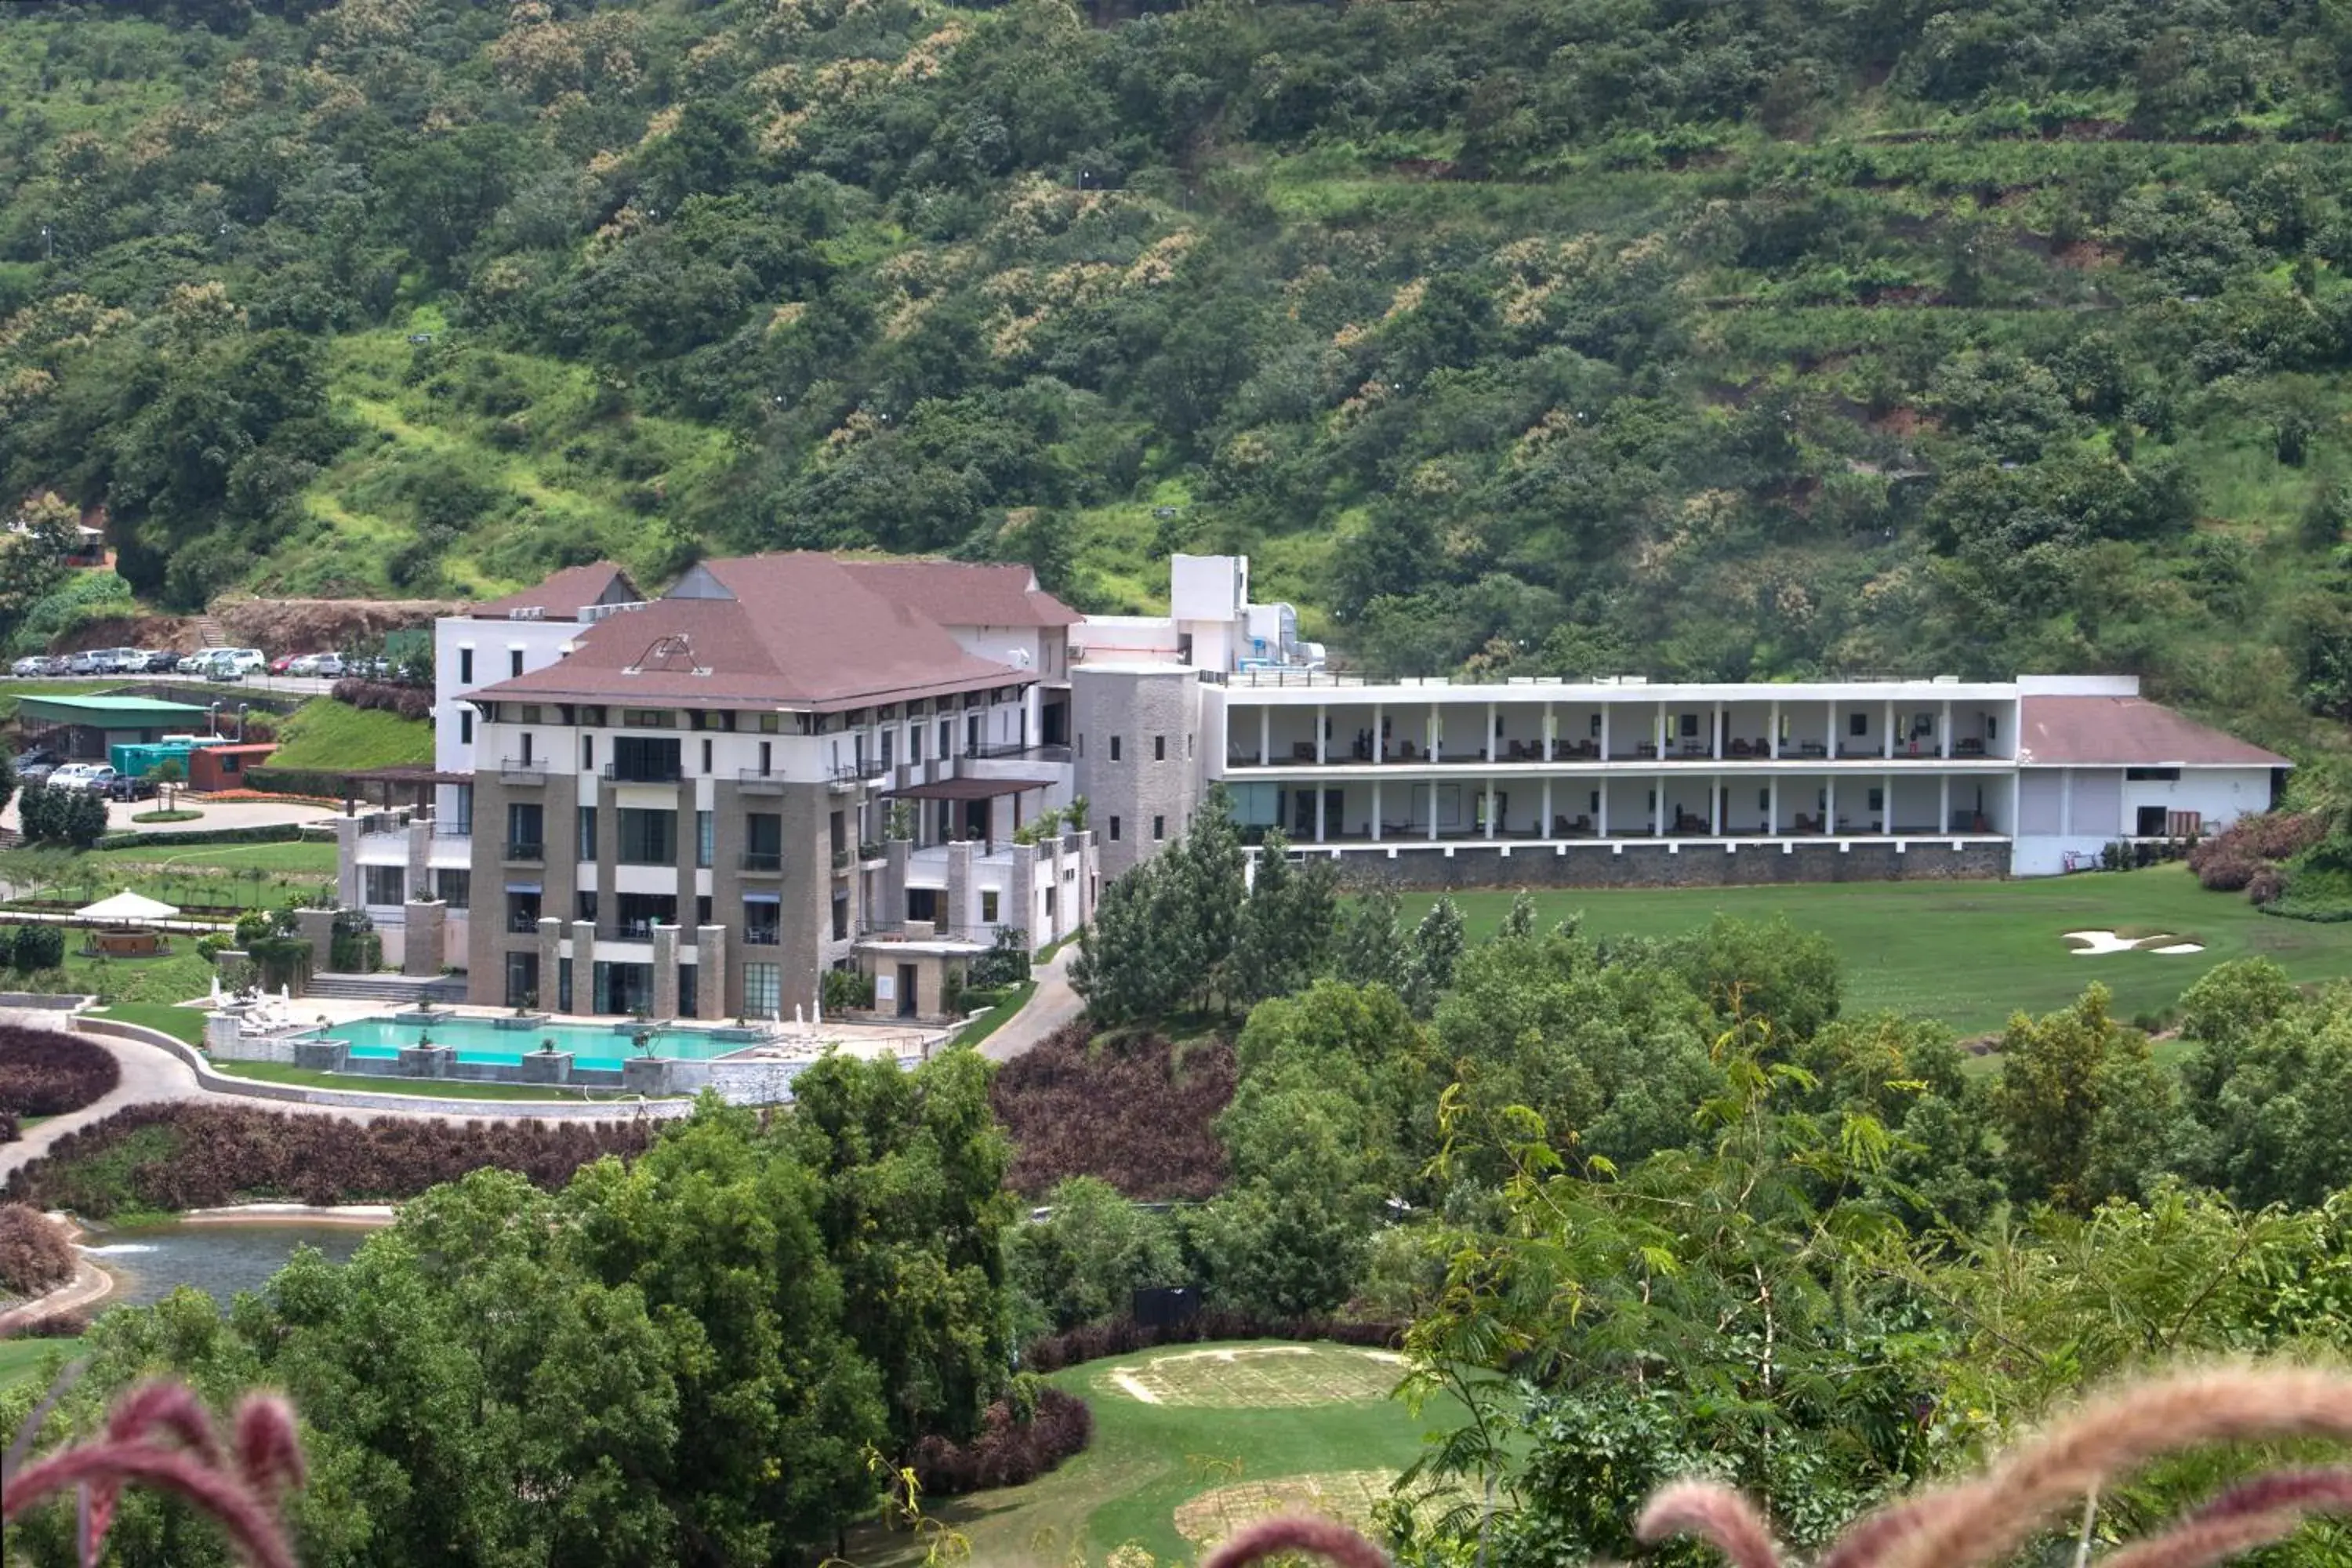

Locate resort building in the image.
[1071,557,2289,887]
[341,554,1091,1022]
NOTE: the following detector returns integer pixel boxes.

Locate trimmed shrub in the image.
[2247,866,2287,906]
[0,1029,119,1116]
[1020,1309,1405,1374]
[329,677,432,720]
[993,1023,1234,1200]
[909,1387,1093,1496]
[2194,848,2261,891]
[0,1203,75,1297]
[2,1102,656,1218]
[9,924,65,974]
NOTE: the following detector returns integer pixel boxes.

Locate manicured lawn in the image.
[267,699,432,770]
[858,1342,1443,1567]
[59,949,213,1007]
[122,840,337,874]
[91,1003,208,1044]
[953,978,1038,1051]
[0,840,336,915]
[1403,866,2352,1034]
[0,1337,84,1394]
[208,1061,681,1102]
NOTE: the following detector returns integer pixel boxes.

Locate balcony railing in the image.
[601,762,683,784]
[739,851,782,873]
[737,768,787,791]
[503,840,543,863]
[595,919,670,942]
[830,759,889,782]
[432,822,474,838]
[506,911,543,935]
[967,742,1073,763]
[858,840,887,862]
[497,757,546,782]
[742,926,781,948]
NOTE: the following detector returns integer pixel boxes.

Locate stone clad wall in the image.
[1315,839,2011,891]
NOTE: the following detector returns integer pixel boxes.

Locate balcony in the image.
[967,742,1073,763]
[497,757,546,784]
[739,851,783,874]
[831,759,889,783]
[601,762,683,785]
[431,822,475,838]
[596,919,666,942]
[503,840,543,864]
[742,924,781,948]
[737,768,786,793]
[831,848,852,873]
[506,913,543,935]
[858,840,887,863]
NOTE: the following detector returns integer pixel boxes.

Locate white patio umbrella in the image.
[75,891,180,924]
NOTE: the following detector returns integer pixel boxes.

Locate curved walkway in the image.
[0,1011,682,1189]
[977,944,1083,1062]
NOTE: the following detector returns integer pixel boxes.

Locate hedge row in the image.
[329,678,431,721]
[243,768,357,800]
[0,1028,119,1116]
[1020,1310,1405,1374]
[2,1102,658,1218]
[0,1203,76,1298]
[96,822,307,851]
[910,1388,1092,1497]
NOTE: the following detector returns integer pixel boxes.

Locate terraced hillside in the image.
[5,0,2352,764]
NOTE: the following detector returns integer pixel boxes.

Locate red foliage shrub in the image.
[1,1103,656,1218]
[1020,1309,1405,1374]
[991,1024,1234,1200]
[0,1203,76,1296]
[1,1108,17,1145]
[2189,811,2329,884]
[328,678,430,720]
[909,1388,1093,1496]
[2248,866,2288,906]
[7,1307,91,1338]
[0,1029,121,1116]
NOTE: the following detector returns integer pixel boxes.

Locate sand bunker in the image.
[2063,929,2205,956]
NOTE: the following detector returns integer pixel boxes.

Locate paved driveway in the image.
[978,944,1083,1061]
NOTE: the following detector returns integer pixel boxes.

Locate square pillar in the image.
[946,840,975,934]
[569,917,597,1012]
[1769,775,1780,834]
[1653,775,1664,837]
[402,900,445,977]
[405,818,430,894]
[1373,702,1384,762]
[1598,781,1609,837]
[651,925,680,1018]
[1371,781,1382,842]
[1600,705,1611,760]
[1316,703,1327,764]
[1883,699,1895,760]
[332,818,362,909]
[1485,701,1496,763]
[1711,702,1723,761]
[1314,788,1327,844]
[1483,778,1496,839]
[1769,700,1780,759]
[1882,772,1893,833]
[1541,778,1552,837]
[1827,776,1838,835]
[1710,775,1722,835]
[1941,700,1953,759]
[1259,707,1270,765]
[696,924,728,1021]
[1940,775,1952,836]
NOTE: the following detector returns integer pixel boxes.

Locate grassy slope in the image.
[267,699,432,771]
[866,1344,1439,1567]
[0,1338,83,1395]
[91,1003,206,1044]
[1404,866,2352,1034]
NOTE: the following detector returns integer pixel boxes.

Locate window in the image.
[982,890,1000,923]
[1589,790,1600,811]
[434,869,470,909]
[1867,787,1885,811]
[459,648,474,684]
[1110,735,1122,761]
[696,810,714,869]
[742,898,780,946]
[701,738,713,773]
[755,740,772,776]
[617,808,677,866]
[505,952,538,1009]
[744,813,782,872]
[452,782,474,833]
[695,895,711,927]
[518,732,532,765]
[2126,767,2182,782]
[611,735,681,782]
[576,805,597,860]
[1759,789,1770,811]
[221,754,241,775]
[578,706,605,726]
[520,706,542,724]
[575,891,597,923]
[510,648,524,678]
[1152,815,1165,840]
[1109,816,1122,841]
[506,802,543,858]
[1153,735,1166,760]
[744,962,781,1017]
[1987,717,1998,741]
[831,892,849,942]
[619,709,673,728]
[1590,713,1602,736]
[1679,713,1698,738]
[363,866,405,905]
[909,728,922,764]
[1849,712,1868,737]
[582,735,593,771]
[757,712,780,733]
[459,710,474,745]
[509,890,543,935]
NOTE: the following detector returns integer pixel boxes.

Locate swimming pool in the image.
[307,1015,763,1072]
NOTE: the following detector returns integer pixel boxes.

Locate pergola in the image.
[881,776,1048,853]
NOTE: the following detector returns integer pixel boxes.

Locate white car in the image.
[176,653,208,675]
[229,648,267,673]
[311,652,346,677]
[45,764,103,791]
[10,656,45,677]
[285,653,323,677]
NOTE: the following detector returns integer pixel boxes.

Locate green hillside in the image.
[7,0,2352,760]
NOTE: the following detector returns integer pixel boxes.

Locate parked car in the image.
[175,653,208,675]
[285,653,323,677]
[37,655,70,676]
[65,652,97,675]
[310,652,346,677]
[106,773,158,801]
[227,648,267,674]
[268,653,298,675]
[14,747,64,784]
[192,652,243,683]
[45,763,107,792]
[10,656,45,677]
[140,649,182,673]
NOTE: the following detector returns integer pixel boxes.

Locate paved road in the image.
[978,944,1083,1061]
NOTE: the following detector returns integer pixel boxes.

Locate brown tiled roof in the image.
[835,558,1082,628]
[470,563,642,621]
[2016,696,2291,768]
[463,554,1026,710]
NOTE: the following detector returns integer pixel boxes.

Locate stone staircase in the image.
[192,612,227,649]
[302,973,466,1006]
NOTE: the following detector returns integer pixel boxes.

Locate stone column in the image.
[695,925,728,1020]
[405,818,430,898]
[332,818,361,908]
[1009,843,1040,941]
[403,900,445,977]
[569,917,597,1013]
[946,840,975,934]
[651,925,680,1018]
[878,837,909,933]
[1071,829,1095,926]
[537,916,564,1010]
[295,908,336,978]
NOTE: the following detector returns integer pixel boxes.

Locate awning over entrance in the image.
[883,777,1042,801]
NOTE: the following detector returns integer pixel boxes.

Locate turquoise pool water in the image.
[312,1016,751,1071]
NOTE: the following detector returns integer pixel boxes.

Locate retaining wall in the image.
[1317,838,2012,891]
